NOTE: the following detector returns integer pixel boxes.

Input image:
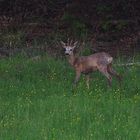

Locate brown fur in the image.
[61,41,122,88]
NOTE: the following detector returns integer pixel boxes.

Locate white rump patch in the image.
[107,57,113,63]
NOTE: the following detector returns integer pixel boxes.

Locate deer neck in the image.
[67,53,77,67]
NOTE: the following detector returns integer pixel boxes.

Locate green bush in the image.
[116,21,128,30]
[96,5,112,15]
[101,20,111,32]
[62,13,88,38]
[100,20,128,32]
[0,31,26,48]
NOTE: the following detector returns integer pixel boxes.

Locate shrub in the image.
[62,13,88,39]
[0,31,26,48]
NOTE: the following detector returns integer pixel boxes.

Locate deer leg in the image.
[73,71,81,86]
[85,75,90,89]
[98,66,112,87]
[107,64,122,83]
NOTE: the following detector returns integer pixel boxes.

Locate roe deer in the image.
[61,39,122,88]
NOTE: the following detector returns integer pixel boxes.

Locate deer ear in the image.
[60,41,66,48]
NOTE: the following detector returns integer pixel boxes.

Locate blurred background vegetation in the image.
[0,0,140,57]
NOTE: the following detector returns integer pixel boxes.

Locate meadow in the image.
[0,54,140,140]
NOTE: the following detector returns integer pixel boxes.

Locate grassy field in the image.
[0,55,140,140]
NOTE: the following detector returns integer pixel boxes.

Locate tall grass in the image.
[0,55,140,140]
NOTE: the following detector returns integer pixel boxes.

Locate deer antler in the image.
[61,39,78,48]
[73,41,78,48]
[67,38,70,45]
[67,38,73,46]
[70,40,73,46]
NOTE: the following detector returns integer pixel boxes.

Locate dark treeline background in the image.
[0,0,140,21]
[0,0,140,57]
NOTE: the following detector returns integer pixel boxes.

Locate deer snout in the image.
[65,50,71,55]
[65,52,70,55]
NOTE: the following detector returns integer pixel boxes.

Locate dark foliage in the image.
[0,0,140,57]
[0,0,140,22]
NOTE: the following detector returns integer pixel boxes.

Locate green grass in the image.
[0,55,140,140]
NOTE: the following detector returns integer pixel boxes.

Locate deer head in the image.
[60,39,78,55]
